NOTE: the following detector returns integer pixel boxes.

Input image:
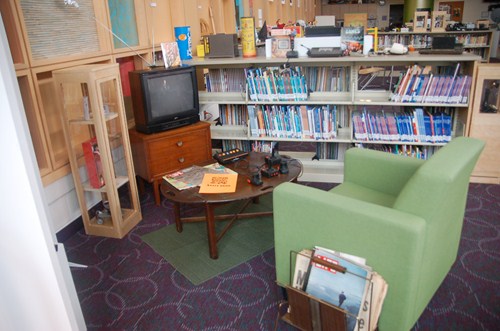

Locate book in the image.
[292,249,313,290]
[305,247,372,331]
[199,173,238,194]
[341,26,364,55]
[160,42,182,69]
[82,138,105,189]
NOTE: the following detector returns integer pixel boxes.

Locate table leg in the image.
[153,179,161,206]
[205,204,218,259]
[174,202,183,232]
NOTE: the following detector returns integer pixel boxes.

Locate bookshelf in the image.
[378,30,494,62]
[186,52,481,183]
[53,64,142,238]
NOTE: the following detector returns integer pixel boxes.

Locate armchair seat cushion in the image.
[329,182,397,208]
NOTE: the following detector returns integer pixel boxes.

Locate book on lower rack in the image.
[291,247,388,331]
[163,163,237,191]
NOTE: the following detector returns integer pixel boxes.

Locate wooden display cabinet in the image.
[129,121,212,205]
[54,63,142,238]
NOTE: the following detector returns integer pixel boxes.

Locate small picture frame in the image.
[431,11,446,32]
[413,11,428,33]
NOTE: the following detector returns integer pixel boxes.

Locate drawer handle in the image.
[177,141,183,147]
[178,157,185,163]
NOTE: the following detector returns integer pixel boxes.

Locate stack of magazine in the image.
[291,246,388,331]
[163,163,237,191]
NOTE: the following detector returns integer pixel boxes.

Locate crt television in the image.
[129,65,200,134]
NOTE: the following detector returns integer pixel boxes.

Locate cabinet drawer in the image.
[148,130,211,176]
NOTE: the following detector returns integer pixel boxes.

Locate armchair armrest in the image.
[273,182,427,331]
[344,148,424,196]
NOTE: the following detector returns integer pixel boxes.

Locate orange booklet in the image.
[199,173,238,194]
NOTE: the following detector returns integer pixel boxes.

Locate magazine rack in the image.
[275,250,374,331]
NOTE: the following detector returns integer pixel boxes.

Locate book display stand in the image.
[275,250,379,331]
[54,64,142,238]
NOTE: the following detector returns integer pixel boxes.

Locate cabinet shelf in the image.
[82,175,129,192]
[69,112,119,125]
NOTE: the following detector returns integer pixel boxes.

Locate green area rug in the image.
[141,195,274,285]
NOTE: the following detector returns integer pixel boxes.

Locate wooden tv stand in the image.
[128,121,212,205]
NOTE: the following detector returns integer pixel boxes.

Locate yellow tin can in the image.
[241,17,256,58]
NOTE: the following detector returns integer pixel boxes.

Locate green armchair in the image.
[273,137,485,330]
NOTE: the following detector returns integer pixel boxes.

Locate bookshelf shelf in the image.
[54,64,142,238]
[199,91,246,104]
[187,53,481,183]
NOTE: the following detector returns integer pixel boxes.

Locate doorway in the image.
[389,4,404,30]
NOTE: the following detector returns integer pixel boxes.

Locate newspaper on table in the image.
[163,163,236,191]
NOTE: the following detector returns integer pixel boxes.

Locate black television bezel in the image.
[129,65,200,134]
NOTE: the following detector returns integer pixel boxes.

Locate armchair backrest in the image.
[393,137,485,220]
[392,136,485,320]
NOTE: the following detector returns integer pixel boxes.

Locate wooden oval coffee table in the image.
[160,152,302,259]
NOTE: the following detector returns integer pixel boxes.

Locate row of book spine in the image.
[245,67,308,102]
[218,104,248,126]
[315,142,347,161]
[205,68,246,93]
[454,34,489,46]
[302,66,350,92]
[248,105,338,140]
[221,140,252,152]
[219,138,440,161]
[390,63,471,104]
[355,143,440,160]
[352,108,452,143]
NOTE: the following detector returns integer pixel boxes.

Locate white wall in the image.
[0,16,85,330]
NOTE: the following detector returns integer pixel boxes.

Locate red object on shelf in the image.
[82,138,104,189]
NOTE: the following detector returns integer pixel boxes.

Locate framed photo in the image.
[413,11,428,33]
[431,11,446,32]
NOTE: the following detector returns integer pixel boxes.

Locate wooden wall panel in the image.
[0,0,29,69]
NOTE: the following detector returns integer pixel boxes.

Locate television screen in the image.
[147,72,195,120]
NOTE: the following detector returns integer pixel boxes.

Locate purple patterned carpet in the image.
[64,182,500,330]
